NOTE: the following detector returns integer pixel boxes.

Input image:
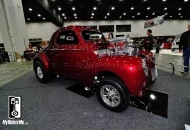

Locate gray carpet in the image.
[0,70,190,130]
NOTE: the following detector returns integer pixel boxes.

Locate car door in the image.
[53,30,87,79]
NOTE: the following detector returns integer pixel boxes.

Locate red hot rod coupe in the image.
[33,25,157,112]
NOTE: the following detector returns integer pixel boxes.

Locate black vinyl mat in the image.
[130,90,168,118]
[66,83,168,118]
[66,83,95,98]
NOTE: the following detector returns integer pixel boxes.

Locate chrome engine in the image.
[95,44,139,58]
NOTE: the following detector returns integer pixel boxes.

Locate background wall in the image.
[0,31,3,43]
[0,22,59,43]
[64,20,190,37]
[26,22,59,41]
[0,20,189,43]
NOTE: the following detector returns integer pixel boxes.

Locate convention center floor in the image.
[0,61,32,87]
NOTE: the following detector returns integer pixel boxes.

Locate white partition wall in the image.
[0,22,59,45]
[64,20,190,37]
[26,22,59,41]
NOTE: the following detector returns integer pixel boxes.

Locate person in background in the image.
[40,41,49,49]
[23,43,34,60]
[144,29,154,51]
[0,43,10,62]
[179,24,190,74]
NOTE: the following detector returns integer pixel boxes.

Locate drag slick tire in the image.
[96,77,130,112]
[34,61,51,83]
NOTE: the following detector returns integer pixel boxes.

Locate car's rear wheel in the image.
[96,77,130,112]
[34,61,52,83]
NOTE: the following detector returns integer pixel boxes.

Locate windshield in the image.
[82,30,106,42]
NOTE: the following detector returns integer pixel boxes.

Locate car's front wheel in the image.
[34,61,52,83]
[96,77,130,112]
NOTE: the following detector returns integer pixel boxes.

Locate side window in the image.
[58,31,78,45]
[60,34,66,44]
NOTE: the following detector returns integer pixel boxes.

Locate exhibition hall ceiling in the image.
[22,0,190,23]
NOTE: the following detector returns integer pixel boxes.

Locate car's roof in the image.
[61,25,97,31]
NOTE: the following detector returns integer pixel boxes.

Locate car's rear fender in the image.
[33,52,50,71]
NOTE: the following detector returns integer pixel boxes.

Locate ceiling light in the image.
[170,16,172,18]
[123,12,126,15]
[131,7,134,10]
[147,7,150,10]
[58,7,61,11]
[74,13,77,16]
[163,0,166,1]
[28,8,32,11]
[165,12,168,15]
[164,7,167,10]
[92,13,94,16]
[75,17,77,19]
[184,0,188,2]
[72,7,75,10]
[152,12,155,15]
[132,16,135,18]
[143,0,147,1]
[62,13,65,16]
[27,18,30,20]
[107,12,110,15]
[64,17,67,19]
[146,16,148,18]
[104,16,107,18]
[119,16,122,18]
[43,17,45,20]
[178,13,181,15]
[38,14,41,17]
[137,12,140,15]
[111,7,115,10]
[178,8,182,10]
[91,16,93,19]
[93,7,97,10]
[180,16,183,18]
[119,0,123,1]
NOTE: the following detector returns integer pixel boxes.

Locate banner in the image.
[144,15,165,29]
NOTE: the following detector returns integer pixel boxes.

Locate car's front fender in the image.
[79,56,147,97]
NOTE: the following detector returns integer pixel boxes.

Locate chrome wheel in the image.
[37,66,43,79]
[100,85,121,107]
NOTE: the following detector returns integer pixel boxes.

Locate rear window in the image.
[82,30,106,42]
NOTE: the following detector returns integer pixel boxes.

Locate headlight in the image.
[142,59,148,76]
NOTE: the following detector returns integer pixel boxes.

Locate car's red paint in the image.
[79,56,147,96]
[34,25,157,97]
[35,51,50,71]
